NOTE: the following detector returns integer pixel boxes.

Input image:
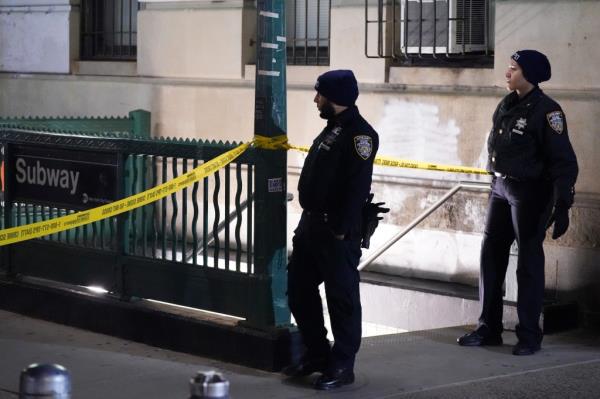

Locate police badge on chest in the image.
[512,117,527,135]
[318,126,342,151]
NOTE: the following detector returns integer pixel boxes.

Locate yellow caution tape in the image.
[253,134,291,150]
[0,134,487,246]
[253,134,307,153]
[374,155,489,175]
[254,135,488,175]
[0,142,250,246]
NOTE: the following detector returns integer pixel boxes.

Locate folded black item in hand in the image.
[361,193,390,249]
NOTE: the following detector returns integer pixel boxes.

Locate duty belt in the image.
[304,210,329,223]
[494,172,522,182]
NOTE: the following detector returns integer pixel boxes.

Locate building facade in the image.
[1,0,599,327]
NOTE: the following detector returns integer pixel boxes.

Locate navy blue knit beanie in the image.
[511,50,551,86]
[314,69,359,106]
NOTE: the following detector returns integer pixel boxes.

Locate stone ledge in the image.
[74,61,138,77]
[0,276,299,371]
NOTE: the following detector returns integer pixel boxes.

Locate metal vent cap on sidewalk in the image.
[19,363,71,398]
[190,370,230,398]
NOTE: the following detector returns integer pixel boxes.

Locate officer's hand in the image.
[361,194,390,249]
[546,207,570,239]
[364,194,390,220]
[333,233,345,241]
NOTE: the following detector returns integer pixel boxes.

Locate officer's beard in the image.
[319,101,336,120]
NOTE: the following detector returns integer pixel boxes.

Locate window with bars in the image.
[80,0,138,61]
[286,0,331,65]
[366,0,493,67]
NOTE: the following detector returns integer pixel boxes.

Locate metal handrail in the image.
[358,181,491,271]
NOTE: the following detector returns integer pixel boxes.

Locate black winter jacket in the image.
[298,105,379,236]
[487,87,578,207]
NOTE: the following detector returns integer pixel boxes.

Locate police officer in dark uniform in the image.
[458,50,578,355]
[284,70,379,389]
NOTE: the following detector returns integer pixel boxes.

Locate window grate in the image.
[80,0,138,61]
[455,0,486,45]
[286,0,331,66]
[365,0,493,66]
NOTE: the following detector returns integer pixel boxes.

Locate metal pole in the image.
[251,0,289,327]
[358,182,490,271]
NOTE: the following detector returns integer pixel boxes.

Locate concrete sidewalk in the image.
[1,309,599,398]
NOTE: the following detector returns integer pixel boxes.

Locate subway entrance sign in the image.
[9,145,119,210]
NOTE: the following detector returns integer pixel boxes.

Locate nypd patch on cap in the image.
[511,49,551,85]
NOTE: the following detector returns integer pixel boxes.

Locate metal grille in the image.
[7,204,119,249]
[365,0,492,65]
[0,144,255,273]
[0,130,287,325]
[456,0,486,45]
[287,0,331,65]
[124,155,255,273]
[80,0,138,61]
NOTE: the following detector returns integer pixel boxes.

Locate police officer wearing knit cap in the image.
[457,50,578,355]
[284,69,379,389]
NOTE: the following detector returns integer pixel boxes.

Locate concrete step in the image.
[0,276,298,371]
[360,271,516,333]
[0,271,579,375]
[360,271,578,335]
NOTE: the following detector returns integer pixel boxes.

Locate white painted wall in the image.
[494,0,600,90]
[0,0,78,73]
[138,3,249,79]
[330,4,385,83]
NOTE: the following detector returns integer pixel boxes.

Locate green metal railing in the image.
[123,146,255,272]
[0,110,151,243]
[0,128,287,328]
[0,109,150,138]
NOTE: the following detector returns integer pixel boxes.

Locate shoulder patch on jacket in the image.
[354,135,373,160]
[546,111,564,134]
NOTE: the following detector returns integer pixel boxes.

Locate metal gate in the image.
[0,128,289,328]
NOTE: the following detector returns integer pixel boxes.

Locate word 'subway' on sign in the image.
[15,158,80,195]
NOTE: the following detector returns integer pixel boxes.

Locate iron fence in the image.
[123,151,255,273]
[2,150,255,273]
[0,130,286,327]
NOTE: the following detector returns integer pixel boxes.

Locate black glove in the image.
[546,206,569,240]
[361,193,390,249]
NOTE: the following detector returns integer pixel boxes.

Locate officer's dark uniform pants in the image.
[287,212,362,370]
[479,177,553,346]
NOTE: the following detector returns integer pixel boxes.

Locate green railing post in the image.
[127,109,151,249]
[249,0,290,327]
[115,152,128,299]
[1,142,14,277]
[129,109,151,138]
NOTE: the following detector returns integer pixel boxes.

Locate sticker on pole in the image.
[268,177,283,193]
